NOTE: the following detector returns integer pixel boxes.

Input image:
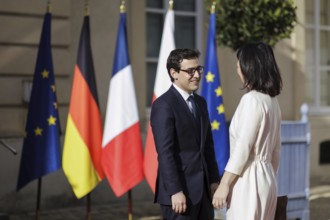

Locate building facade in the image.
[0,0,329,213]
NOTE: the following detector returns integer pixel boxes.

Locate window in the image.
[146,0,203,106]
[306,0,330,112]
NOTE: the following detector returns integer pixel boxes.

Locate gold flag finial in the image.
[211,1,216,14]
[169,0,174,10]
[47,0,51,13]
[84,1,89,16]
[120,1,126,13]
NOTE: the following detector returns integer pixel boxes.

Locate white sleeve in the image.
[225,94,262,175]
[271,124,281,174]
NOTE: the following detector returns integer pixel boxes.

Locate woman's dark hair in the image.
[236,42,282,97]
[166,48,200,82]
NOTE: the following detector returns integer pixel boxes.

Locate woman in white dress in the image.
[212,42,282,220]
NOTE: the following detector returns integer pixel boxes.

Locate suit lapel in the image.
[170,86,201,144]
[170,86,192,119]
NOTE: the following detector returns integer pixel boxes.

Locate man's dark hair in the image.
[237,42,282,97]
[166,48,200,82]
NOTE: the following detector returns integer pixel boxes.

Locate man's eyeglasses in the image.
[179,65,204,77]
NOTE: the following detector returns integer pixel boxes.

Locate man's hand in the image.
[171,191,187,214]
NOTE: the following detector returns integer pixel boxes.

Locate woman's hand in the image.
[212,171,237,209]
[210,182,219,197]
[212,182,230,209]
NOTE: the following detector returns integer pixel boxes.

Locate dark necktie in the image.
[188,95,200,122]
[188,95,201,141]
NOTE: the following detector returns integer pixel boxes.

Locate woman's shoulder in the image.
[238,91,269,113]
[242,90,271,102]
[240,90,279,116]
[241,90,260,102]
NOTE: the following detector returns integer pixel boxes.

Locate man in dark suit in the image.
[151,48,220,220]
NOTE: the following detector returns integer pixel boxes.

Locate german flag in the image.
[63,15,104,199]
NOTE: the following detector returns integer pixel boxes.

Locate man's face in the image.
[171,58,201,93]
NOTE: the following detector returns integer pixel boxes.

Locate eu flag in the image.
[17,12,61,191]
[201,10,229,176]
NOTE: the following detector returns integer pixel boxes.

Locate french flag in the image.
[101,11,144,197]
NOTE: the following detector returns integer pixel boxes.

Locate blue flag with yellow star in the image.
[17,12,61,191]
[201,11,229,176]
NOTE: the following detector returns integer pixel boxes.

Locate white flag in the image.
[144,8,176,192]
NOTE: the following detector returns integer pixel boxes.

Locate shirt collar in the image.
[173,83,193,101]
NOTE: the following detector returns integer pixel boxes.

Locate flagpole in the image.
[17,0,60,218]
[120,0,125,13]
[118,2,133,220]
[169,0,174,10]
[211,0,216,14]
[34,3,53,219]
[35,178,42,220]
[203,1,229,219]
[47,0,51,13]
[81,3,93,220]
[86,193,91,220]
[143,0,175,193]
[128,190,133,220]
[84,0,89,16]
[119,0,134,215]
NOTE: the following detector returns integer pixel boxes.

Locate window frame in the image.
[306,0,330,115]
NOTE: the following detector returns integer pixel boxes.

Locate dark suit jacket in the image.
[151,85,220,206]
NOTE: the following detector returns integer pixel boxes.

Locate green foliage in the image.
[207,0,297,50]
